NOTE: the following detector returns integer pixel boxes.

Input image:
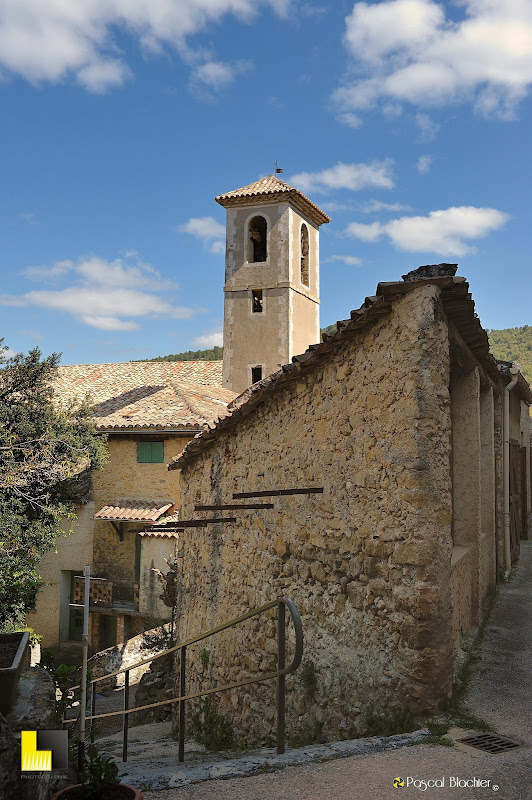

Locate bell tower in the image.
[216,175,330,394]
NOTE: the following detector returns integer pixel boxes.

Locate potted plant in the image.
[51,744,142,799]
[0,630,30,715]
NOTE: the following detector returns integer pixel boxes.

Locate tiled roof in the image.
[94,500,173,522]
[171,269,531,470]
[57,468,93,505]
[216,174,330,226]
[139,530,178,539]
[54,361,236,431]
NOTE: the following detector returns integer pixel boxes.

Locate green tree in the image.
[0,343,107,631]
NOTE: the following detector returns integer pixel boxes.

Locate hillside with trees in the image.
[146,326,532,385]
[147,346,223,362]
[488,326,532,385]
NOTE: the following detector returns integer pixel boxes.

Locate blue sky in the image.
[1,0,531,365]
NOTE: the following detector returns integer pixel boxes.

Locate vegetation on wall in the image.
[0,342,107,631]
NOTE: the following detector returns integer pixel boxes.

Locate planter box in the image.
[0,631,30,715]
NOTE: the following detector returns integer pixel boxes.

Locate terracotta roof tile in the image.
[57,468,93,505]
[216,174,330,226]
[94,500,173,522]
[54,361,236,431]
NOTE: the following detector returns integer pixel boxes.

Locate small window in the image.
[300,224,309,286]
[251,366,263,383]
[248,216,267,262]
[252,289,263,313]
[137,441,164,463]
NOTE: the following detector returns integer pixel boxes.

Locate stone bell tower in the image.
[216,174,330,395]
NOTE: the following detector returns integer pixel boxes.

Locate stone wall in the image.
[134,652,174,725]
[3,667,56,800]
[176,284,455,745]
[88,621,172,691]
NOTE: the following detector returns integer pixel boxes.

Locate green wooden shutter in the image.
[137,441,164,463]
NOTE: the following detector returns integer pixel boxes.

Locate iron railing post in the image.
[90,683,96,743]
[276,601,286,755]
[122,670,130,762]
[178,645,186,762]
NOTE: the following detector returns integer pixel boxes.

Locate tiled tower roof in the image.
[216,174,330,226]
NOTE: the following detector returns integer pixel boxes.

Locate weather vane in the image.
[274,160,284,174]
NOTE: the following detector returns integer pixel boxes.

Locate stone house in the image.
[170,266,531,744]
[27,361,236,655]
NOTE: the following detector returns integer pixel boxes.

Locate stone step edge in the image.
[163,730,430,790]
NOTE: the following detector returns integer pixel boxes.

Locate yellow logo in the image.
[21,730,68,772]
[21,731,52,772]
[394,777,405,788]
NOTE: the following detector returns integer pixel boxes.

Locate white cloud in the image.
[416,112,439,141]
[336,112,362,129]
[191,60,251,92]
[1,254,196,330]
[209,240,226,255]
[179,216,225,254]
[359,200,412,214]
[346,221,384,242]
[192,328,224,348]
[325,255,363,266]
[290,159,395,193]
[20,212,37,225]
[0,1,291,92]
[335,0,532,119]
[345,206,510,255]
[1,345,17,360]
[416,154,432,174]
[346,206,510,256]
[321,201,355,214]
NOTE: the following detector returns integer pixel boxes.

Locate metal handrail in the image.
[68,597,303,764]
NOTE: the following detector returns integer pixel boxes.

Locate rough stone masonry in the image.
[173,282,457,745]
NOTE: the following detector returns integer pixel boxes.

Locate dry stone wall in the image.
[175,285,455,745]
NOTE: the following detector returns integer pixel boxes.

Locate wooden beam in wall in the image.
[195,503,275,511]
[232,488,323,499]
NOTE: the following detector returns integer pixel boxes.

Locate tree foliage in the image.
[0,343,107,631]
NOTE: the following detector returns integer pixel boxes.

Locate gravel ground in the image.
[140,541,532,800]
